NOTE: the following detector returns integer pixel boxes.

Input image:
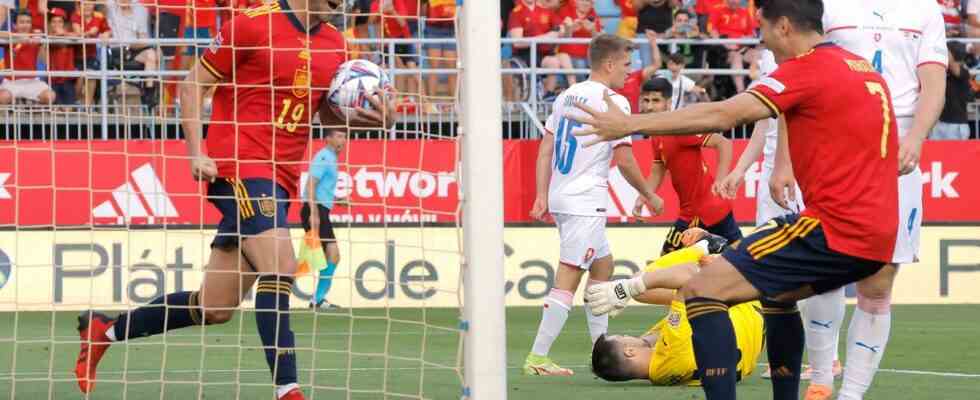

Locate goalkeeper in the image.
[591,229,764,386]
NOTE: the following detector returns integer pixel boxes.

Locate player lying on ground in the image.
[592,229,765,386]
[73,0,395,399]
[524,33,664,376]
[574,1,903,399]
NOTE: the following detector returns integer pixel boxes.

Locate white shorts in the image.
[554,213,610,270]
[1,78,51,102]
[756,165,805,227]
[892,118,922,265]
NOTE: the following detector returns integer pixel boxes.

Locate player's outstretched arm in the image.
[179,60,220,182]
[531,133,555,221]
[715,118,766,199]
[568,91,773,147]
[614,145,664,217]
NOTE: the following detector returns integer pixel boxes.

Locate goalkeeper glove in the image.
[584,277,647,316]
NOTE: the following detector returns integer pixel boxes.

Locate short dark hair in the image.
[589,34,636,67]
[674,9,692,19]
[641,77,673,98]
[667,52,687,66]
[757,0,824,35]
[16,9,32,18]
[948,41,967,62]
[591,334,634,382]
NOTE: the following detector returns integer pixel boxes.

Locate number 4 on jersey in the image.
[872,50,883,74]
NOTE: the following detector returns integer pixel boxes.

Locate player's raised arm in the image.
[179,60,221,182]
[569,91,774,146]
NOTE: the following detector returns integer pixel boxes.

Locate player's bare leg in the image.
[240,227,303,399]
[839,264,898,400]
[74,246,250,394]
[525,261,588,376]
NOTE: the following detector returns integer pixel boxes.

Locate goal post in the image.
[459,0,508,398]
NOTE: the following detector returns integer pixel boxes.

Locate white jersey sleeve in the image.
[546,81,626,217]
[968,0,980,16]
[918,1,950,68]
[756,49,779,170]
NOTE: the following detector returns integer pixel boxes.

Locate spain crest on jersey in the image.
[293,67,310,98]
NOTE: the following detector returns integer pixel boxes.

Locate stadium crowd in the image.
[0,0,978,138]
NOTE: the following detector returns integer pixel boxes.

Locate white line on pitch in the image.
[1,366,978,379]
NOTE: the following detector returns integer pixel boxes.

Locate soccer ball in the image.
[326,59,392,120]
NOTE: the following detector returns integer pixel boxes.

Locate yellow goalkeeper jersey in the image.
[645,300,765,386]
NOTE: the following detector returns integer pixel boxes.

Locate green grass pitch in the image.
[0,305,976,399]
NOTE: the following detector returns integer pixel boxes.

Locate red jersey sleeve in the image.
[507,6,525,31]
[200,14,257,80]
[744,57,819,117]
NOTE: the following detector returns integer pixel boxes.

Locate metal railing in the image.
[2,36,980,140]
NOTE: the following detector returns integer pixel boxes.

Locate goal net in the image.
[0,0,504,399]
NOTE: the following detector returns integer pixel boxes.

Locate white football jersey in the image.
[545,80,632,217]
[757,49,779,171]
[823,0,948,130]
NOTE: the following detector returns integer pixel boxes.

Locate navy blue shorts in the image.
[661,212,743,255]
[722,214,885,299]
[207,178,290,249]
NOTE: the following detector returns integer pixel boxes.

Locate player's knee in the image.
[679,279,707,300]
[546,288,574,310]
[0,90,12,104]
[203,309,235,325]
[856,290,891,315]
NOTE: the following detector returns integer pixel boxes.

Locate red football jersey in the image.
[71,11,111,60]
[427,0,457,25]
[616,69,644,114]
[48,44,76,83]
[708,6,756,38]
[4,42,41,80]
[199,0,347,197]
[557,6,600,59]
[652,134,732,226]
[615,0,636,18]
[508,2,561,55]
[746,44,899,262]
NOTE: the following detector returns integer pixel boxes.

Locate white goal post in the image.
[460,0,507,398]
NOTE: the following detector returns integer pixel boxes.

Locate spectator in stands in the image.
[658,52,707,110]
[932,41,973,140]
[556,0,600,86]
[424,0,457,102]
[614,0,637,39]
[706,0,753,94]
[615,30,661,114]
[507,0,568,100]
[633,0,675,69]
[178,0,218,70]
[25,0,48,31]
[938,0,964,37]
[71,0,111,105]
[693,0,724,32]
[105,0,158,105]
[48,7,77,106]
[663,9,706,67]
[0,11,56,104]
[374,0,421,103]
[0,0,13,33]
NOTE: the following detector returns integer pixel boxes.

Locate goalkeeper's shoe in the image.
[310,300,343,311]
[279,387,306,400]
[523,354,574,376]
[74,310,115,393]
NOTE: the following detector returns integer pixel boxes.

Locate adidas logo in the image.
[0,173,10,199]
[93,163,178,224]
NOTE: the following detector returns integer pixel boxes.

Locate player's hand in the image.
[768,167,798,211]
[190,155,218,182]
[352,88,397,129]
[679,227,708,248]
[530,196,550,222]
[634,192,664,219]
[712,170,743,200]
[584,277,646,316]
[567,91,633,147]
[897,135,923,176]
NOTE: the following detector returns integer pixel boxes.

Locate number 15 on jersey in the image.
[553,117,582,175]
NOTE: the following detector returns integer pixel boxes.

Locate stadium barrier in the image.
[0,226,977,311]
[2,139,977,226]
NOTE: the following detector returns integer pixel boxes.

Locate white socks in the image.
[584,280,609,344]
[839,307,891,400]
[801,287,845,387]
[531,288,573,356]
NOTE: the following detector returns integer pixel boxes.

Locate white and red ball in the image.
[326,59,392,120]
